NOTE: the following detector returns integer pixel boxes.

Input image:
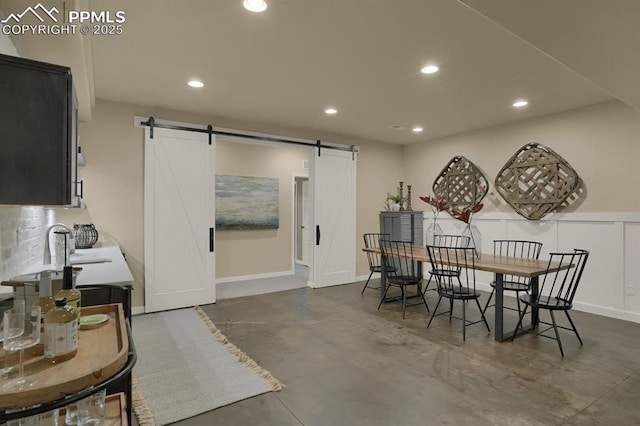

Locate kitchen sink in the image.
[69,255,112,265]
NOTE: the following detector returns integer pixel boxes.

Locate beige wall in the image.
[68,99,404,308]
[355,140,406,275]
[403,100,640,213]
[215,140,308,278]
[56,98,639,310]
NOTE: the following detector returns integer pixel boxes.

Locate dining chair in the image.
[511,249,589,356]
[362,233,390,295]
[378,240,430,319]
[426,244,490,341]
[422,234,470,295]
[482,240,543,315]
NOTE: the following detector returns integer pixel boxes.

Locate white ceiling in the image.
[4,0,637,145]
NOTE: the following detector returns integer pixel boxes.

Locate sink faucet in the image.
[43,223,72,265]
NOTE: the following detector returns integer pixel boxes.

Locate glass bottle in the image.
[31,270,56,355]
[55,265,81,324]
[426,220,443,245]
[44,297,78,363]
[461,223,482,258]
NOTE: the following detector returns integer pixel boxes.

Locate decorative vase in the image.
[461,223,481,258]
[391,203,401,212]
[426,220,443,245]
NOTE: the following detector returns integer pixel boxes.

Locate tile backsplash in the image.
[0,206,56,282]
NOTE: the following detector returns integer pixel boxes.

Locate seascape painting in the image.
[216,175,279,230]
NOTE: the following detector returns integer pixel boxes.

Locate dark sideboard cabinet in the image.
[379,211,424,244]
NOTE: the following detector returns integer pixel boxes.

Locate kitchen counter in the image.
[0,245,133,296]
[71,245,133,287]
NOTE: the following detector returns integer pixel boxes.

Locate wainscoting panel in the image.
[558,221,621,311]
[428,212,640,323]
[624,222,640,313]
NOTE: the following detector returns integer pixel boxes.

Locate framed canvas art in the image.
[216,175,279,230]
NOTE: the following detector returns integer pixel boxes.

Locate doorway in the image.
[294,174,310,280]
[140,117,357,308]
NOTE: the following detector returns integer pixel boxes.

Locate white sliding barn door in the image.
[310,148,356,287]
[144,127,215,312]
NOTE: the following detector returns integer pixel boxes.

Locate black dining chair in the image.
[511,249,589,357]
[422,234,470,295]
[362,233,391,295]
[378,240,430,319]
[426,244,490,341]
[482,240,543,316]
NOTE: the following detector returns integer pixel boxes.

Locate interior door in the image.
[144,127,215,312]
[310,148,356,287]
[301,179,310,265]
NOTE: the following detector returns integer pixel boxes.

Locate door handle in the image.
[316,225,320,245]
[75,180,83,198]
[209,228,215,252]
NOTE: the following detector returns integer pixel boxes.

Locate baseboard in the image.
[572,301,640,323]
[132,285,639,323]
[217,280,307,300]
[355,272,380,282]
[132,306,146,316]
[216,270,294,284]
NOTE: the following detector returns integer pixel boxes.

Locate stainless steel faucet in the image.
[43,223,72,265]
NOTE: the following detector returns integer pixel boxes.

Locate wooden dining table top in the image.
[362,245,570,278]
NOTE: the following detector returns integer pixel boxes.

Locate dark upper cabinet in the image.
[0,53,79,206]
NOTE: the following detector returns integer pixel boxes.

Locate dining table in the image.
[362,245,571,342]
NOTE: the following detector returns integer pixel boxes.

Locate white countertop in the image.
[1,245,133,295]
[71,245,134,287]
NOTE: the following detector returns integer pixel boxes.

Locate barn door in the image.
[144,127,215,312]
[310,148,356,287]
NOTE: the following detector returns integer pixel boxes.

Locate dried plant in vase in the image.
[450,202,484,257]
[419,194,449,244]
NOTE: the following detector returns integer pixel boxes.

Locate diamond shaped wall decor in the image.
[494,143,579,220]
[432,156,489,210]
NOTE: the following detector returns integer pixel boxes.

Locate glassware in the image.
[77,389,106,426]
[54,230,70,270]
[1,300,25,378]
[65,402,78,425]
[3,305,41,390]
[461,223,482,258]
[6,408,59,425]
[426,221,443,245]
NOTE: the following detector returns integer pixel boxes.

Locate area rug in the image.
[132,306,283,426]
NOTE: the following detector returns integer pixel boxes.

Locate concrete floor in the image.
[164,280,640,425]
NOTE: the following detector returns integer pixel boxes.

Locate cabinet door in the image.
[0,55,73,205]
[380,212,424,244]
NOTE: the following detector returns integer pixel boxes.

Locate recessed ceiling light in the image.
[243,0,267,12]
[412,127,424,133]
[420,65,439,74]
[513,100,528,107]
[188,80,204,88]
[325,108,338,115]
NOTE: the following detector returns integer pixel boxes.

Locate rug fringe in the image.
[132,374,156,426]
[195,305,284,392]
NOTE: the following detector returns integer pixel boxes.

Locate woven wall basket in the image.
[494,142,579,220]
[432,156,489,210]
